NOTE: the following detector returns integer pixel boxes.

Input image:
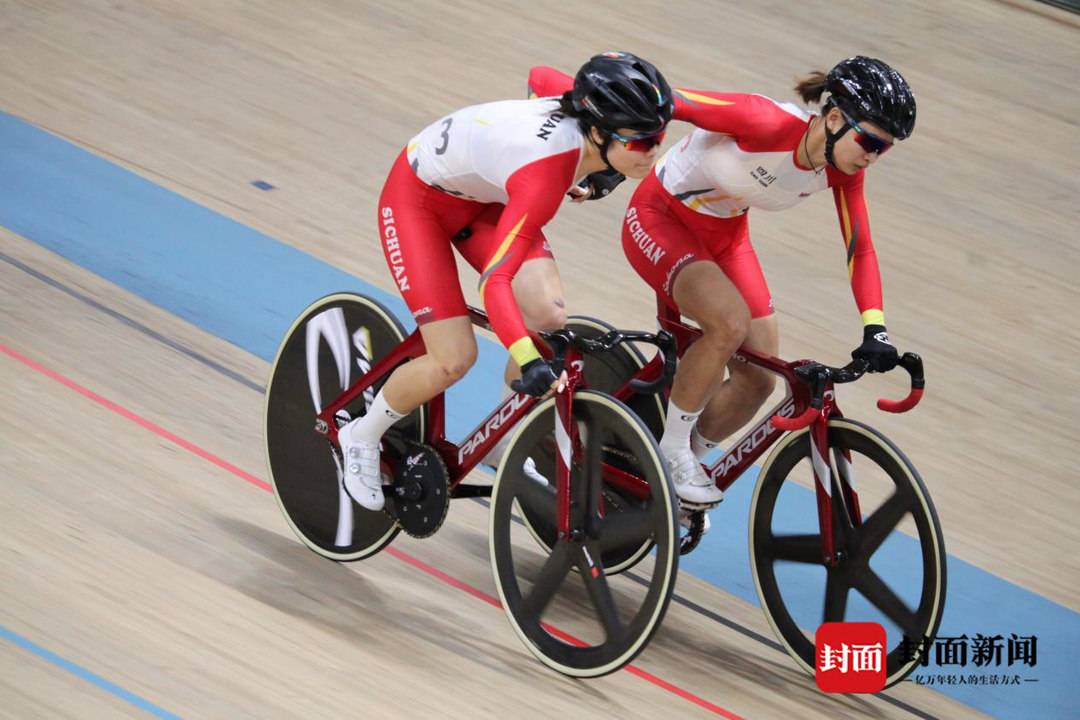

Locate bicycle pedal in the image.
[679,510,710,555]
[678,509,710,531]
[678,498,723,512]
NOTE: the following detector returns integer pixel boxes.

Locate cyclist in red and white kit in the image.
[528,57,916,508]
[338,53,674,510]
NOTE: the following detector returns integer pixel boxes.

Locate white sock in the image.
[347,389,406,443]
[659,400,701,456]
[691,425,722,461]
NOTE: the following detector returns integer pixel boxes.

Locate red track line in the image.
[384,546,501,609]
[2,342,744,720]
[2,344,270,493]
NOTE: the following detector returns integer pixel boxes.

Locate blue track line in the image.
[0,624,181,719]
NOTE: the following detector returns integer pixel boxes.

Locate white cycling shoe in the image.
[338,420,385,511]
[664,446,724,509]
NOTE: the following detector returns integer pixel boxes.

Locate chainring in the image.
[384,440,450,539]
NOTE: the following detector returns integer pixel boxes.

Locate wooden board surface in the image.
[2,0,1077,717]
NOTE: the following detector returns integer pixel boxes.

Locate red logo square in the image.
[815,622,887,693]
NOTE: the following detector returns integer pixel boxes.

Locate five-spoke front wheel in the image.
[749,418,946,687]
[489,390,678,677]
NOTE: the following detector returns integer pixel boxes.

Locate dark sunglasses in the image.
[609,128,666,153]
[839,109,893,155]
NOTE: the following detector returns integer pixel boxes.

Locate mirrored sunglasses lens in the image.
[626,131,665,152]
[856,132,892,155]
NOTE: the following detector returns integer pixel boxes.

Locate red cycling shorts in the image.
[621,169,774,318]
[377,149,553,325]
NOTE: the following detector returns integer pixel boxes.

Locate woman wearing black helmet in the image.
[336,52,673,511]
[528,56,916,509]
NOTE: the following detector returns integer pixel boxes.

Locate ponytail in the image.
[558,91,578,116]
[558,91,599,140]
[793,71,828,105]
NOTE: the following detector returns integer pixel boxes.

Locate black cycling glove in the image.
[851,324,899,372]
[511,358,559,397]
[568,169,626,201]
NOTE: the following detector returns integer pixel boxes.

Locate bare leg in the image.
[340,315,477,509]
[695,314,779,442]
[667,261,752,413]
[658,261,749,506]
[379,315,478,411]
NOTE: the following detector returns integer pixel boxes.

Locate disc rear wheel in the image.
[264,292,426,561]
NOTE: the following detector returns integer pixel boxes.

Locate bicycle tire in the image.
[490,390,678,677]
[566,315,666,440]
[264,292,427,561]
[514,316,666,575]
[749,417,946,687]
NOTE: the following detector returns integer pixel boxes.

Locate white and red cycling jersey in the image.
[406,98,581,204]
[380,97,585,366]
[527,67,886,327]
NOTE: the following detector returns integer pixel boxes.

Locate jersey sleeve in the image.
[526,72,788,147]
[480,150,578,366]
[830,169,885,326]
[670,90,796,142]
[527,66,573,99]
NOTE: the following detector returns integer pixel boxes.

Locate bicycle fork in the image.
[810,412,865,568]
[551,360,606,579]
[554,383,575,542]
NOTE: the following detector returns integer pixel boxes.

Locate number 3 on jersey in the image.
[435,117,453,155]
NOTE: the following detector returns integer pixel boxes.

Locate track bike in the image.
[264,292,682,677]
[528,301,947,688]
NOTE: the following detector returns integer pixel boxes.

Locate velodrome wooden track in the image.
[2,1,1077,718]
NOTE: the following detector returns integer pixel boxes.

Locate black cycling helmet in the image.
[571,51,674,135]
[826,56,916,140]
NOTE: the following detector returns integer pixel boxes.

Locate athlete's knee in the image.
[736,363,775,404]
[432,341,478,385]
[522,298,567,332]
[697,304,751,353]
[513,260,567,332]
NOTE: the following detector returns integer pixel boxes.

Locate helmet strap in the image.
[823,106,852,169]
[594,129,619,173]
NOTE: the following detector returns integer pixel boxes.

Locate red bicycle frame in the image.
[312,305,592,541]
[601,300,923,566]
[310,299,921,559]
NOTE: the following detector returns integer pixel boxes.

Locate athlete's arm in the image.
[830,170,885,327]
[527,65,779,143]
[480,151,578,366]
[527,66,573,98]
[528,66,750,133]
[670,90,797,140]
